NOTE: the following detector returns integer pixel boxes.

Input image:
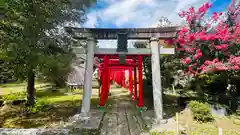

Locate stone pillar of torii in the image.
[80,37,96,117]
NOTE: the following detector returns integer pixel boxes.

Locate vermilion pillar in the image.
[128,68,133,95]
[114,71,116,83]
[133,62,138,100]
[120,71,123,86]
[137,55,143,107]
[99,56,109,106]
[117,71,120,85]
[122,71,126,88]
[105,67,111,101]
[97,66,100,80]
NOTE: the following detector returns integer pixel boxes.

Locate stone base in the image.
[97,105,107,112]
[154,119,168,124]
[66,110,104,130]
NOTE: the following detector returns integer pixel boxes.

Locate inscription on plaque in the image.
[117,33,128,52]
[117,33,128,64]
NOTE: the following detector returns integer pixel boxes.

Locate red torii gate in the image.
[97,55,143,107]
[106,67,133,93]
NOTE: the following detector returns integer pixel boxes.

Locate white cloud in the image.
[84,0,209,48]
[83,12,98,28]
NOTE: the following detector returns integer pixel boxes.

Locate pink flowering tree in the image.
[176,1,240,74]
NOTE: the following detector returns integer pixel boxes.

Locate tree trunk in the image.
[26,70,35,106]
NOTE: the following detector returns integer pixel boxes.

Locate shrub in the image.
[190,73,228,97]
[188,100,213,123]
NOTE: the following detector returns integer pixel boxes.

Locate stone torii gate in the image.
[65,27,178,122]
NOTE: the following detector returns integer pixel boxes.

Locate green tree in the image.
[133,41,152,83]
[0,0,90,105]
[0,49,15,83]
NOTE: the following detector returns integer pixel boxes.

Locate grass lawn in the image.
[0,82,101,128]
[150,96,240,135]
[177,108,240,135]
[162,92,240,135]
[146,91,240,135]
[0,81,47,95]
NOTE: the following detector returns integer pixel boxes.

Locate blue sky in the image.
[82,0,232,48]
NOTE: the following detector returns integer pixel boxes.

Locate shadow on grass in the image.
[0,82,25,88]
[0,97,102,128]
[36,90,67,98]
[163,94,185,119]
[1,87,69,101]
[0,81,49,88]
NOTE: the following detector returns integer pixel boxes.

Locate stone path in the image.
[99,87,146,135]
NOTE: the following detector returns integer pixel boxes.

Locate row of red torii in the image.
[96,56,144,107]
[65,26,179,122]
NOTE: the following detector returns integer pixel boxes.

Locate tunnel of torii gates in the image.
[96,58,143,107]
[65,26,179,122]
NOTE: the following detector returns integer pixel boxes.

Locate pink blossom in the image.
[188,34,196,42]
[198,2,211,14]
[215,62,223,65]
[191,48,196,51]
[221,44,228,49]
[215,66,228,71]
[215,44,228,50]
[186,16,192,23]
[200,65,206,70]
[193,55,198,60]
[176,1,240,74]
[215,45,222,50]
[185,48,192,52]
[189,7,195,13]
[165,39,174,45]
[212,12,218,21]
[181,27,188,33]
[237,38,240,43]
[198,32,207,40]
[197,51,202,57]
[232,65,240,70]
[196,49,203,57]
[178,38,185,46]
[212,59,219,63]
[206,34,216,40]
[178,11,186,18]
[210,42,215,46]
[188,66,193,72]
[183,57,191,64]
[196,49,201,53]
[229,56,240,65]
[204,60,212,65]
